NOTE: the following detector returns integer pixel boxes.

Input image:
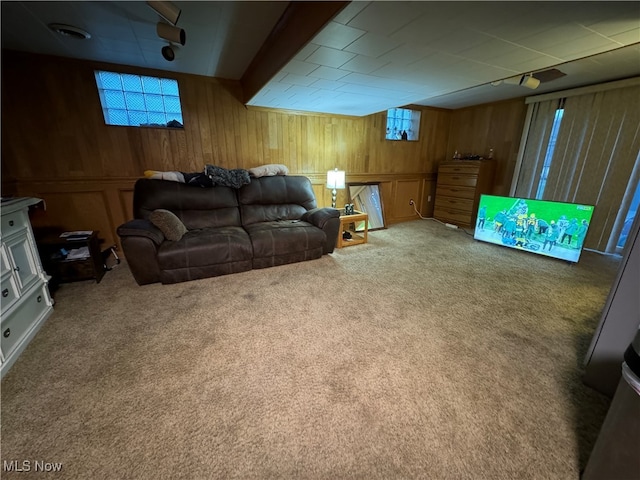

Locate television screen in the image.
[473,195,595,263]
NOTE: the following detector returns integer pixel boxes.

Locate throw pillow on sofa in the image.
[248,164,289,178]
[149,209,187,241]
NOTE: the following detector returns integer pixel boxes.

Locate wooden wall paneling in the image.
[390,179,422,223]
[28,190,115,246]
[447,98,527,196]
[421,179,437,218]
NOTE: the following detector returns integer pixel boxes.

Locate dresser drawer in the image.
[437,173,478,187]
[435,196,474,212]
[436,185,476,200]
[1,210,29,238]
[433,207,474,227]
[0,273,20,314]
[0,285,51,359]
[438,163,481,175]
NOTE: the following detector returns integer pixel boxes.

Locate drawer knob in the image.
[2,288,8,297]
[37,295,42,303]
[8,220,14,226]
[3,328,10,338]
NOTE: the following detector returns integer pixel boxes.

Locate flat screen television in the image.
[473,195,595,263]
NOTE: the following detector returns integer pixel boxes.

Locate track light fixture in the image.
[519,74,540,90]
[161,44,178,62]
[157,22,185,46]
[147,1,181,25]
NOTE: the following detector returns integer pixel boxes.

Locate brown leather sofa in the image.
[117,175,340,285]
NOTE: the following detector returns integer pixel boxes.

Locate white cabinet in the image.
[1,198,54,378]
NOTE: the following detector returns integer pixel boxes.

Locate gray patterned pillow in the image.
[149,209,187,241]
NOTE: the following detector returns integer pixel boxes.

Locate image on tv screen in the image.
[473,195,595,263]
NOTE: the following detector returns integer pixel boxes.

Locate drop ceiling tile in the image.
[347,1,430,37]
[518,24,596,51]
[309,79,345,90]
[307,65,350,81]
[459,38,520,63]
[389,16,454,46]
[410,52,463,71]
[377,43,435,66]
[427,29,494,55]
[280,73,318,87]
[343,32,401,58]
[311,21,366,50]
[305,46,357,68]
[585,18,640,38]
[610,29,640,45]
[484,48,554,70]
[332,1,370,25]
[336,83,404,100]
[546,35,620,59]
[293,43,320,61]
[261,81,293,93]
[284,85,320,98]
[340,72,430,94]
[340,55,389,74]
[282,60,320,76]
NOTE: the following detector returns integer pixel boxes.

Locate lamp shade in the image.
[326,168,345,189]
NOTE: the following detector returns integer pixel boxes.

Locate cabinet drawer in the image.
[434,207,473,227]
[0,285,51,359]
[436,185,476,200]
[437,173,478,187]
[0,274,20,314]
[1,210,29,238]
[439,163,481,175]
[435,196,474,212]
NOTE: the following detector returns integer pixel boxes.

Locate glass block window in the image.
[94,71,184,128]
[385,108,421,141]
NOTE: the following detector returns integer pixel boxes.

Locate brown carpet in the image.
[1,220,620,479]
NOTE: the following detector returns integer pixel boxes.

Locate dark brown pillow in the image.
[149,209,187,241]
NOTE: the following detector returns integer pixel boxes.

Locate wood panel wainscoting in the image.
[9,173,435,259]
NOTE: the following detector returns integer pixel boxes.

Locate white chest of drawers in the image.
[1,197,54,378]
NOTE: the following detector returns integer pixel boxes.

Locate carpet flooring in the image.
[0,219,621,479]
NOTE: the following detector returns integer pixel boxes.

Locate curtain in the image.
[514,84,640,252]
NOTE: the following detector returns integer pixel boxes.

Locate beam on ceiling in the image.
[240,1,349,105]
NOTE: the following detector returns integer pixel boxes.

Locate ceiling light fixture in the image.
[161,44,178,62]
[48,23,91,40]
[519,74,541,90]
[157,22,185,46]
[147,1,181,25]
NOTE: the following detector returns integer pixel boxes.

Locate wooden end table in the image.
[337,210,368,248]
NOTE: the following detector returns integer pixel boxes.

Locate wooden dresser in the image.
[434,160,495,228]
[1,198,54,378]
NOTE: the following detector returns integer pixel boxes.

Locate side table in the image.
[337,210,368,248]
[36,231,107,286]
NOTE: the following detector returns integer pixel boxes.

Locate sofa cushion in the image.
[238,176,317,226]
[134,179,242,229]
[244,221,326,259]
[157,226,253,270]
[150,209,187,241]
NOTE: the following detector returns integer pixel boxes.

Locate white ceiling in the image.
[2,1,639,116]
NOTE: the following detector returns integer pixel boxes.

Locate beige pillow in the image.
[248,164,289,178]
[149,209,187,241]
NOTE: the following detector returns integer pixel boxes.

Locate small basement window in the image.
[385,107,420,141]
[94,70,184,128]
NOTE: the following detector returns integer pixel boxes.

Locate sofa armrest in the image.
[117,219,165,245]
[301,208,340,254]
[301,207,340,229]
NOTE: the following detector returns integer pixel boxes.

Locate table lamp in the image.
[326,168,345,208]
